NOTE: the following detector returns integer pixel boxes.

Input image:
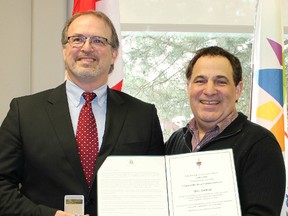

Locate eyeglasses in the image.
[67,35,114,48]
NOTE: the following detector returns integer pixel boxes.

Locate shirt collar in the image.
[66,79,107,107]
[188,109,239,134]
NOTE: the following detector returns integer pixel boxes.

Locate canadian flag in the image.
[72,0,123,91]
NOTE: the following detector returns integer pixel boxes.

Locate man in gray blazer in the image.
[0,11,164,216]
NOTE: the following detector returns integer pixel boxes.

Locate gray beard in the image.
[69,65,101,80]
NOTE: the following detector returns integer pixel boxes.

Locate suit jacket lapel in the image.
[45,82,89,191]
[45,85,128,190]
[95,88,127,172]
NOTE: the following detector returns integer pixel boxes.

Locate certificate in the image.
[97,149,241,216]
[97,156,169,216]
[166,150,241,216]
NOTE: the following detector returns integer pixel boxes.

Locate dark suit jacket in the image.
[0,82,164,216]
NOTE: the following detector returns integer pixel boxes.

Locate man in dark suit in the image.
[0,11,164,216]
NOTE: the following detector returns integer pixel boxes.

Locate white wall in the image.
[0,1,32,122]
[0,0,287,123]
[120,0,288,32]
[31,1,68,93]
[0,1,68,123]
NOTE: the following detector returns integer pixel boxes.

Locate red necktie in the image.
[76,92,98,187]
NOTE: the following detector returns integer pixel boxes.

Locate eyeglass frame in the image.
[66,35,115,48]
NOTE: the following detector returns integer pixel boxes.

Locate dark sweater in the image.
[165,112,286,216]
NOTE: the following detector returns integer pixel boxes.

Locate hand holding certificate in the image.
[98,149,241,216]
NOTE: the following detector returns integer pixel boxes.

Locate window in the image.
[121,32,288,141]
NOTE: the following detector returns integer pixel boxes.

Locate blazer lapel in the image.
[95,88,127,172]
[46,82,88,190]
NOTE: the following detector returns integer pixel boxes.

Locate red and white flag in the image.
[72,0,123,91]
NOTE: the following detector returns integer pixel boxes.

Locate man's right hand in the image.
[55,210,89,216]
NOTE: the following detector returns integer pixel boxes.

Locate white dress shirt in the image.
[66,80,107,150]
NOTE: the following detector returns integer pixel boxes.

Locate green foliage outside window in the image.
[121,32,288,141]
